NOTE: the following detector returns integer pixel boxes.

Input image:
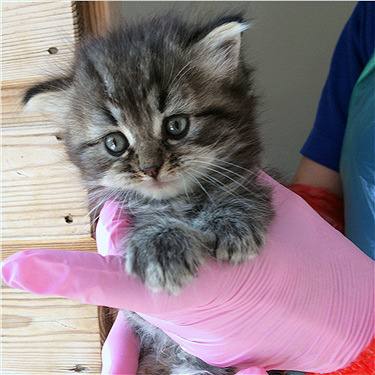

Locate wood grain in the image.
[1,240,102,374]
[1,238,98,261]
[1,86,52,128]
[2,284,102,374]
[1,2,79,86]
[1,2,105,374]
[76,1,111,36]
[1,125,91,241]
[0,2,137,373]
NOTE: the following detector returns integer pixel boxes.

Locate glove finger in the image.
[1,249,216,313]
[235,366,268,374]
[102,312,140,375]
[1,249,154,312]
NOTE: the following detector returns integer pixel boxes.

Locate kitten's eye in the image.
[164,115,189,139]
[104,132,129,156]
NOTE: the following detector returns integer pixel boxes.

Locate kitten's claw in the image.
[214,231,265,264]
[193,199,272,265]
[125,219,206,294]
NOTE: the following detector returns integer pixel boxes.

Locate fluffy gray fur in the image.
[24,13,274,375]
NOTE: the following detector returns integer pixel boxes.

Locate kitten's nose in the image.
[141,163,162,179]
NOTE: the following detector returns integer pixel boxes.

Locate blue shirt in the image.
[301,2,375,171]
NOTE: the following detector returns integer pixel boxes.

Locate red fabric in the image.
[288,184,345,233]
[306,338,375,375]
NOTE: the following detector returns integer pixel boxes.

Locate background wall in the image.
[118,1,356,178]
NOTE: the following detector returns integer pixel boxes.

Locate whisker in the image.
[87,190,116,212]
[185,171,215,206]
[86,191,113,219]
[174,65,195,87]
[181,175,191,205]
[169,60,191,86]
[189,168,266,215]
[167,56,176,89]
[84,188,120,230]
[196,156,258,177]
[119,190,136,218]
[169,59,196,88]
[189,168,257,206]
[190,159,248,181]
[190,168,240,200]
[190,163,255,195]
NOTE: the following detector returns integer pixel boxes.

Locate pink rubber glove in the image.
[2,172,374,375]
[96,202,269,375]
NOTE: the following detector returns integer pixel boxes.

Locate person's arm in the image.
[298,3,374,182]
[291,157,345,233]
[292,156,343,198]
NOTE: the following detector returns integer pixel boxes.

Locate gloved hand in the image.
[285,184,345,375]
[2,172,373,375]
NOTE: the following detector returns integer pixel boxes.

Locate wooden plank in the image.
[0,3,129,374]
[2,283,102,374]
[1,2,79,86]
[1,125,91,240]
[1,237,102,375]
[2,86,52,128]
[2,240,102,374]
[1,238,98,260]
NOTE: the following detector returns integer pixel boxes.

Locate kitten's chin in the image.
[99,175,186,200]
[137,179,183,200]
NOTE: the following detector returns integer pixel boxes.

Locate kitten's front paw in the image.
[194,196,273,265]
[125,219,205,294]
[196,209,269,264]
[214,227,266,264]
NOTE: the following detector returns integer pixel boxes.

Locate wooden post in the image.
[76,1,123,36]
[0,1,123,373]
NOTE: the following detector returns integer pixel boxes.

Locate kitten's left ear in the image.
[22,76,73,113]
[194,18,249,74]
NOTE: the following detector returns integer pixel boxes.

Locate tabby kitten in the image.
[24,13,274,375]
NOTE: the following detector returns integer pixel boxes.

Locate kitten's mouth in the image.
[149,175,179,189]
[137,175,182,199]
[148,178,167,188]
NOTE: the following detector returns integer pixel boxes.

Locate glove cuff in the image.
[288,184,344,233]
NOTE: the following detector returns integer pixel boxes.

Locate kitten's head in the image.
[24,13,261,200]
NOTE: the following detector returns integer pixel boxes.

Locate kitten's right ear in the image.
[193,16,249,75]
[23,76,73,113]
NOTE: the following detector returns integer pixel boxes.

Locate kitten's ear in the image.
[194,18,249,74]
[23,76,73,113]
